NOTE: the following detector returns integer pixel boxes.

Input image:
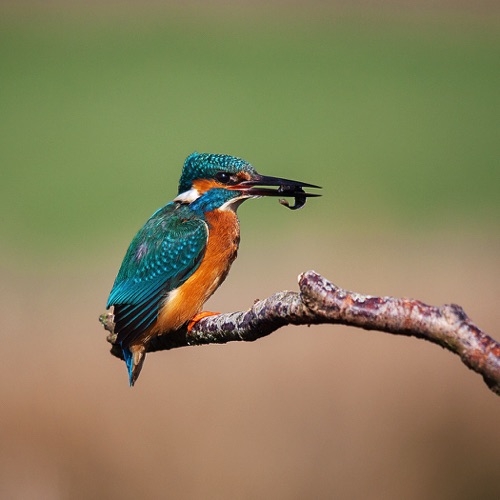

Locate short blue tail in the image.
[121,345,135,387]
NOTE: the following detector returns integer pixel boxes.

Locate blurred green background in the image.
[2,3,499,261]
[1,2,499,500]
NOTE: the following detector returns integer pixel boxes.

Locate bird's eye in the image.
[215,172,231,184]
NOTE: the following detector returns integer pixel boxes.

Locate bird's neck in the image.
[187,188,244,214]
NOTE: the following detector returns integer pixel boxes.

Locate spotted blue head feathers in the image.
[177,152,257,195]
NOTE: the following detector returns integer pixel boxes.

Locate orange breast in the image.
[151,209,241,336]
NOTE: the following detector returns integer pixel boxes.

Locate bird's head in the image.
[175,152,320,212]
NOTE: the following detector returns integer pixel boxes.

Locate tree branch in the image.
[100,270,500,396]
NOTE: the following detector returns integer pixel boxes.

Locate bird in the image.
[106,152,320,385]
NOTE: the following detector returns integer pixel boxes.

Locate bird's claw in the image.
[187,311,220,332]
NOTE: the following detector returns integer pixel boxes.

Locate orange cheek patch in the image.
[192,172,252,194]
[192,179,225,194]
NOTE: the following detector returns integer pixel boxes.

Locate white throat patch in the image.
[219,194,255,212]
[174,188,200,203]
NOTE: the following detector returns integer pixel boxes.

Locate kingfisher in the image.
[106,152,320,385]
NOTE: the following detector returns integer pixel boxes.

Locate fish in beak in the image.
[236,174,321,210]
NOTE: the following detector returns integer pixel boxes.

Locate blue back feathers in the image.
[107,202,209,347]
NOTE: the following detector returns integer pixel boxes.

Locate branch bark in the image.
[100,270,500,396]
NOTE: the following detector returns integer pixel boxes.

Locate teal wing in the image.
[107,203,208,347]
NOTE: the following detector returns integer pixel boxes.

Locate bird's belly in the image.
[152,209,240,336]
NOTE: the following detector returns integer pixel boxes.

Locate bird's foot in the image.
[187,311,220,332]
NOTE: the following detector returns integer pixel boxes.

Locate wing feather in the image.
[107,203,208,347]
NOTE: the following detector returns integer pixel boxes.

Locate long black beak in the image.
[236,174,321,210]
